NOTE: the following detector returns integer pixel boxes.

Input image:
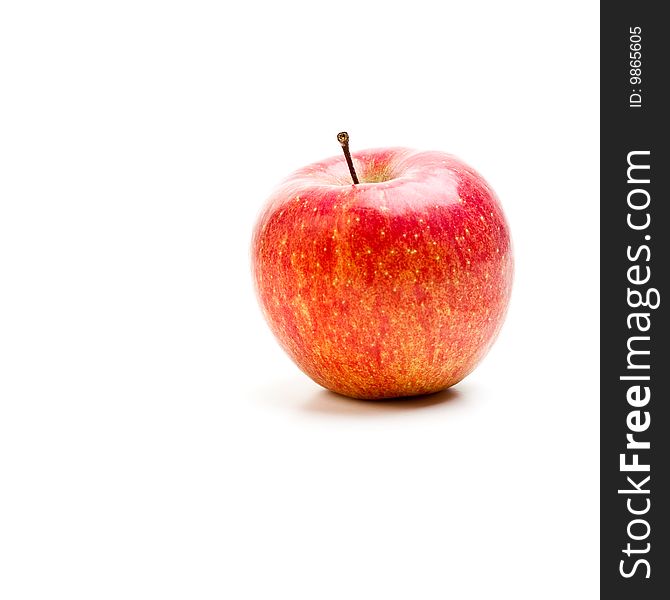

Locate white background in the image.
[0,1,599,598]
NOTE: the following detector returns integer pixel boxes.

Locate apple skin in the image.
[251,147,513,399]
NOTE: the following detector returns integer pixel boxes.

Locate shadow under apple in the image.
[250,376,470,417]
[302,384,464,416]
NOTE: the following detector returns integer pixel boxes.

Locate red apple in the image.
[252,137,513,399]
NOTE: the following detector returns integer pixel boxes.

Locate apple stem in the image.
[337,131,360,185]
